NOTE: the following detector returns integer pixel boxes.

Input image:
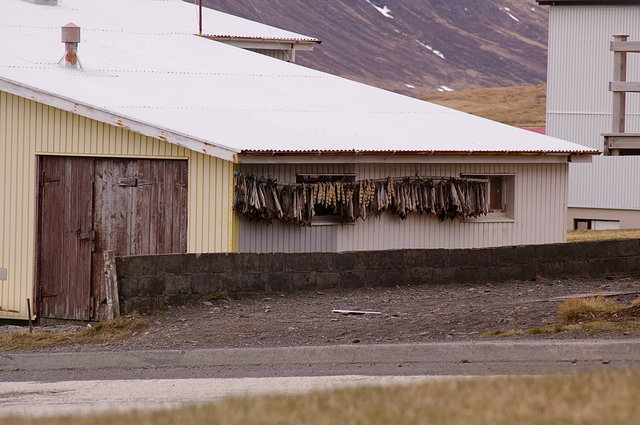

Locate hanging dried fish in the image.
[233,173,489,226]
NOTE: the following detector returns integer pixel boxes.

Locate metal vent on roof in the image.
[23,0,58,5]
[59,23,82,69]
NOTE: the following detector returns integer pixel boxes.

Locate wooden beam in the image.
[604,134,640,149]
[602,132,640,137]
[610,41,640,52]
[102,250,120,320]
[612,35,628,133]
[609,81,640,92]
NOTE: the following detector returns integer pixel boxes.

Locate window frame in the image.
[462,173,516,223]
[295,173,357,226]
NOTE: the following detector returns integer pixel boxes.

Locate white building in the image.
[0,0,595,320]
[540,0,640,229]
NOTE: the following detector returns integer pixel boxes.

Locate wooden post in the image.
[612,34,629,134]
[27,298,33,333]
[103,250,120,320]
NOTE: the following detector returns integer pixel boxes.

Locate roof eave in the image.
[0,76,239,162]
[238,150,599,164]
[202,35,321,51]
[240,150,600,156]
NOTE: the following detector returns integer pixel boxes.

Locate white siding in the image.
[239,162,568,252]
[547,6,640,210]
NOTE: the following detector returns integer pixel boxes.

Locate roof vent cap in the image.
[60,23,82,69]
[61,22,80,43]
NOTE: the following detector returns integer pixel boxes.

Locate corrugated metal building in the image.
[238,162,570,253]
[0,0,595,321]
[539,0,640,229]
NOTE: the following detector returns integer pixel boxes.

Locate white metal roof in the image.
[0,0,597,161]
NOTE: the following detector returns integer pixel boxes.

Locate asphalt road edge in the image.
[2,340,639,371]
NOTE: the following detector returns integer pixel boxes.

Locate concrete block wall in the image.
[116,239,640,313]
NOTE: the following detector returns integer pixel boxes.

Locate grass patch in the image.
[0,315,148,351]
[4,370,640,425]
[477,329,524,338]
[578,320,640,334]
[527,326,563,335]
[422,84,546,127]
[479,324,569,338]
[567,229,640,243]
[480,297,640,339]
[558,296,622,323]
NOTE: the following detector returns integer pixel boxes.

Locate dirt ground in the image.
[40,276,640,352]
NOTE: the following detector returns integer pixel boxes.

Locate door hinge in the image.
[41,171,60,185]
[118,177,138,187]
[118,177,152,187]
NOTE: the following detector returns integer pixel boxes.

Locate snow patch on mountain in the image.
[500,6,520,22]
[365,0,393,19]
[417,40,445,60]
[437,85,454,92]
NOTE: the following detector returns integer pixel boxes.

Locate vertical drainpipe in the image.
[61,22,81,68]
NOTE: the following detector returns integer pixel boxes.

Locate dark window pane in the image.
[489,176,504,212]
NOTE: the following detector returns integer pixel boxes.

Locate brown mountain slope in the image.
[200,0,548,95]
[422,84,546,127]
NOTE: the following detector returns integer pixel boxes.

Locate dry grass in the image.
[422,84,546,127]
[3,370,640,425]
[558,296,622,323]
[0,315,148,351]
[567,229,640,243]
[480,296,640,339]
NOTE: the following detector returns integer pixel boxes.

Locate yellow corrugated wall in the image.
[0,90,238,320]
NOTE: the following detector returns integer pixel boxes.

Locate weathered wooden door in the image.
[37,156,188,320]
[91,159,188,319]
[38,156,95,320]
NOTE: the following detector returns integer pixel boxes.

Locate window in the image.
[488,175,507,213]
[464,174,515,220]
[574,219,620,230]
[296,174,356,225]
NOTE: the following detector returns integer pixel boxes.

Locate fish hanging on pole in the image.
[233,173,488,227]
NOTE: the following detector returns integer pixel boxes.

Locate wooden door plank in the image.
[135,159,153,254]
[39,157,65,318]
[38,156,93,320]
[173,160,188,253]
[92,159,133,319]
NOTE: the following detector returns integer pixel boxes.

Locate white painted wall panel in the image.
[238,163,354,253]
[547,6,640,114]
[547,114,640,209]
[239,162,568,252]
[338,163,567,251]
[547,6,640,212]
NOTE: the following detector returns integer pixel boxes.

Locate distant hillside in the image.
[201,0,548,96]
[422,84,546,127]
